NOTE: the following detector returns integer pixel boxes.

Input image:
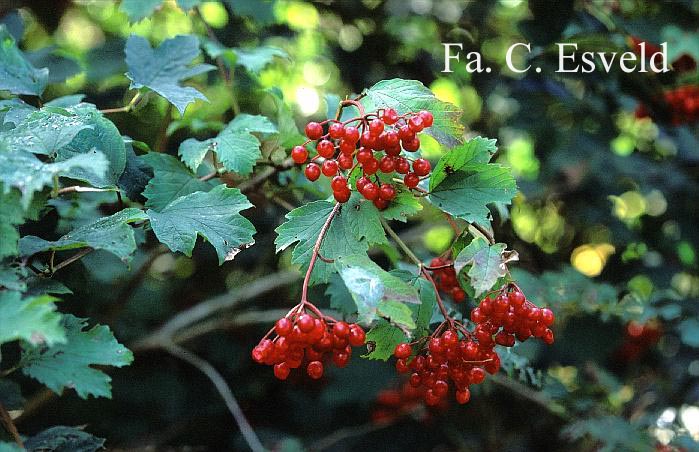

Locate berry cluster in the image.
[371,382,444,425]
[391,284,554,406]
[292,107,434,208]
[428,257,466,303]
[635,85,699,125]
[470,285,555,346]
[614,320,662,364]
[252,304,366,380]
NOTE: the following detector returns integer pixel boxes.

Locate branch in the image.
[301,203,341,303]
[49,247,94,275]
[164,343,266,452]
[100,91,142,114]
[132,270,301,351]
[0,401,24,448]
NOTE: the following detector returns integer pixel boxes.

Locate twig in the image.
[100,91,142,114]
[301,203,341,303]
[0,401,24,448]
[199,171,219,181]
[49,247,94,274]
[468,220,495,245]
[132,270,301,351]
[56,186,120,195]
[237,159,296,193]
[164,343,266,452]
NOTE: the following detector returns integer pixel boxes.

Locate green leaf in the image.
[0,98,36,126]
[361,78,464,147]
[343,194,387,246]
[335,254,419,325]
[0,189,23,258]
[428,163,517,223]
[0,442,23,452]
[147,185,256,264]
[325,274,357,315]
[142,153,216,211]
[233,46,288,74]
[0,290,65,346]
[260,89,304,149]
[0,379,25,410]
[562,416,652,452]
[176,0,201,10]
[377,300,416,330]
[678,319,699,348]
[362,320,407,361]
[22,314,133,399]
[413,278,437,335]
[275,202,368,285]
[19,208,148,263]
[224,113,278,135]
[430,136,498,190]
[120,0,163,22]
[125,35,215,114]
[2,107,93,155]
[454,238,508,297]
[24,426,105,452]
[380,190,423,222]
[56,104,127,187]
[0,25,48,96]
[224,0,276,25]
[0,149,108,209]
[117,140,152,201]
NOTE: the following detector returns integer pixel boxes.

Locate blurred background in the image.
[2,0,699,450]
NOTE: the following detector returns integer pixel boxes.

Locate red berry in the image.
[331,175,347,192]
[332,351,349,368]
[541,308,555,326]
[356,148,373,164]
[373,198,388,210]
[291,145,308,164]
[508,290,525,306]
[275,318,292,336]
[451,288,466,303]
[418,110,434,127]
[361,131,378,149]
[305,122,323,140]
[322,159,339,177]
[408,115,424,132]
[344,126,360,144]
[412,158,431,176]
[456,389,471,404]
[334,187,351,203]
[369,118,384,136]
[395,157,410,174]
[356,176,370,192]
[274,362,290,380]
[307,360,324,379]
[333,321,350,338]
[379,156,395,173]
[305,163,321,181]
[362,182,378,200]
[394,343,412,359]
[316,140,335,159]
[381,108,399,125]
[379,184,396,201]
[543,329,555,344]
[297,314,315,333]
[395,358,409,373]
[339,139,355,155]
[337,153,353,169]
[398,125,414,141]
[433,379,449,397]
[348,324,366,346]
[384,130,400,148]
[363,157,379,175]
[402,137,420,152]
[328,122,344,139]
[404,172,419,188]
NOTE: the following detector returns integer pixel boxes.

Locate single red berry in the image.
[307,360,324,379]
[418,110,434,127]
[361,182,378,200]
[291,145,308,164]
[333,321,350,338]
[455,389,471,404]
[543,328,555,344]
[317,140,335,159]
[394,343,412,359]
[305,163,321,181]
[344,126,360,144]
[395,157,410,174]
[451,287,466,303]
[441,330,458,346]
[334,187,351,203]
[508,290,525,306]
[297,314,315,333]
[322,159,339,177]
[356,176,370,192]
[305,122,323,140]
[363,157,379,175]
[332,351,349,368]
[339,139,355,155]
[348,324,366,346]
[398,125,414,141]
[384,130,400,148]
[328,122,345,139]
[381,108,399,125]
[379,184,396,201]
[433,379,449,397]
[395,358,409,373]
[384,144,401,156]
[404,172,419,188]
[379,156,395,173]
[369,118,384,136]
[331,175,347,192]
[412,158,431,176]
[275,318,292,336]
[361,131,378,149]
[337,153,353,169]
[356,148,373,164]
[402,137,420,152]
[274,362,291,380]
[373,198,388,210]
[541,308,555,326]
[428,337,443,354]
[408,115,424,132]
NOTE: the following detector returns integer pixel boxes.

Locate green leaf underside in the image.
[428,164,517,223]
[19,208,148,262]
[0,26,48,96]
[147,184,255,264]
[0,150,108,209]
[142,152,217,211]
[362,320,407,361]
[362,78,464,148]
[454,238,508,297]
[335,254,419,325]
[125,35,215,114]
[0,290,65,347]
[22,314,133,399]
[275,201,370,285]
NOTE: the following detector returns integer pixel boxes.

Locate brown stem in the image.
[301,203,341,302]
[199,171,218,181]
[0,401,24,448]
[50,247,94,274]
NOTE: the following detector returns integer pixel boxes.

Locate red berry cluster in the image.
[391,284,554,406]
[614,320,662,364]
[470,285,555,346]
[371,382,444,425]
[252,306,366,381]
[635,85,699,125]
[428,257,466,303]
[291,107,434,208]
